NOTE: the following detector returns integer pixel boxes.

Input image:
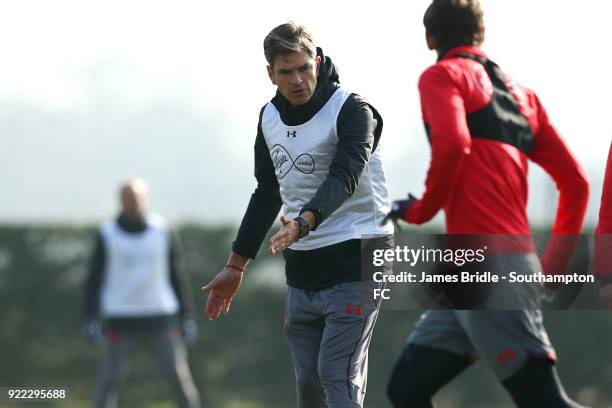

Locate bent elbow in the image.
[574,172,591,203]
[448,135,472,163]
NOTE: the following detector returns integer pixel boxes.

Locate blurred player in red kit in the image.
[384,1,590,407]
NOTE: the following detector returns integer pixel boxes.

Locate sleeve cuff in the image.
[403,200,428,225]
[232,241,257,260]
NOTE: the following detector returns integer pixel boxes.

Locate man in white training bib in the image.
[202,22,394,407]
[83,178,201,408]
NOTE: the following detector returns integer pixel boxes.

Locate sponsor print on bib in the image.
[271,144,315,179]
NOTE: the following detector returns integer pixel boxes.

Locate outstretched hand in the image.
[269,216,300,256]
[201,266,244,320]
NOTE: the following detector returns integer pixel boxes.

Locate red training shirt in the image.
[405,46,590,268]
[595,143,612,281]
[406,46,589,234]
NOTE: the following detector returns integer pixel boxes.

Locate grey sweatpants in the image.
[407,253,556,380]
[93,327,201,408]
[284,281,381,408]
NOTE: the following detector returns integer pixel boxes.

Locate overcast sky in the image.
[0,0,610,228]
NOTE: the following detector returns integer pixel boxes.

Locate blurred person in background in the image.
[596,142,612,311]
[202,22,394,407]
[83,178,201,408]
[384,0,589,407]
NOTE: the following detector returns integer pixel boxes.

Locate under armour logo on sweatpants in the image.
[345,304,363,316]
[497,347,516,364]
[109,330,123,345]
[287,130,297,138]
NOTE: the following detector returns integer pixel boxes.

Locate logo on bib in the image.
[271,144,315,179]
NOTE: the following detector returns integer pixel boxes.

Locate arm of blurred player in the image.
[83,232,105,345]
[402,66,471,224]
[527,94,590,277]
[168,231,199,344]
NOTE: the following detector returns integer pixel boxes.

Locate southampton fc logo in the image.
[271,144,315,179]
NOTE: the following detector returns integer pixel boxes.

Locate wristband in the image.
[226,263,246,273]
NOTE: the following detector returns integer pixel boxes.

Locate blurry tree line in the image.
[0,225,610,408]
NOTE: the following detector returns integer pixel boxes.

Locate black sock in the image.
[387,344,470,408]
[502,359,584,408]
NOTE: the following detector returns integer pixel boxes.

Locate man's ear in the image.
[267,65,276,85]
[426,34,437,51]
[315,55,321,76]
[478,26,486,44]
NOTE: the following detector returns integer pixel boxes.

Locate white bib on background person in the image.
[100,213,179,318]
[261,87,393,251]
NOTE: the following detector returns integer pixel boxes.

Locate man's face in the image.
[120,184,148,218]
[267,50,320,106]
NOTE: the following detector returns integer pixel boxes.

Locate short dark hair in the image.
[263,22,316,66]
[424,0,484,53]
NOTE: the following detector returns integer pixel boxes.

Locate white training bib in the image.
[100,213,179,318]
[261,87,393,250]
